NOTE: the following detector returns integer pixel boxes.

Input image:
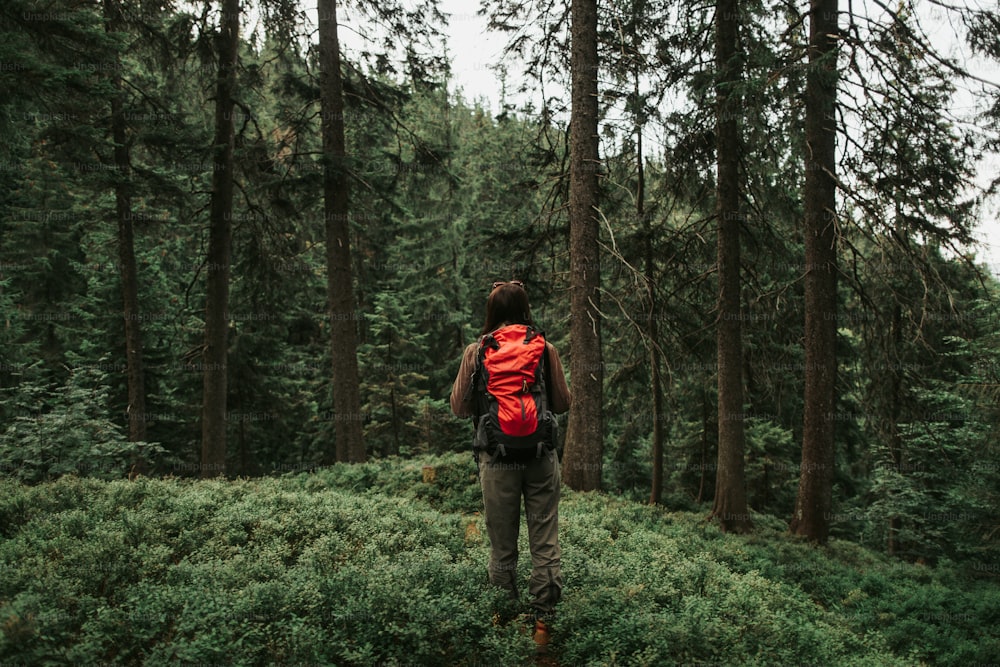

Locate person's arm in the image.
[450,343,478,417]
[546,342,572,414]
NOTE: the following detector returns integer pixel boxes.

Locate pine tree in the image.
[711,0,751,533]
[790,0,840,544]
[200,0,241,478]
[318,0,365,464]
[562,0,603,491]
[102,0,148,464]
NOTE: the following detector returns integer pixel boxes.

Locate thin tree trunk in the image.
[562,0,603,491]
[638,103,665,506]
[200,0,240,478]
[887,302,902,555]
[649,350,664,502]
[102,0,147,468]
[697,385,710,504]
[388,342,398,457]
[711,0,752,533]
[790,0,839,543]
[319,0,365,464]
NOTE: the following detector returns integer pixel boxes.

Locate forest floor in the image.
[2,452,999,666]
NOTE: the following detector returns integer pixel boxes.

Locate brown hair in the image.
[481,282,533,335]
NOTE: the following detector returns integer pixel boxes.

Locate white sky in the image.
[437,0,511,108]
[914,1,1000,274]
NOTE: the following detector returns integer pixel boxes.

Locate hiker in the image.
[450,279,571,651]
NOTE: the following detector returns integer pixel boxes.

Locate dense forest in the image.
[2,0,1000,571]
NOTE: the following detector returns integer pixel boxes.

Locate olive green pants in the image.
[478,448,562,618]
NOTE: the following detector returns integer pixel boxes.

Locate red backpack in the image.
[471,324,556,457]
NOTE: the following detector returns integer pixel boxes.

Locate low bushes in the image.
[2,453,998,665]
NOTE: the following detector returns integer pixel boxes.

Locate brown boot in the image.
[533,618,550,653]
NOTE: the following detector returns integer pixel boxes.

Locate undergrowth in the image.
[2,453,998,666]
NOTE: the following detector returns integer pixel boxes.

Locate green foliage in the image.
[2,454,999,665]
[287,452,484,515]
[0,458,531,666]
[743,417,799,513]
[0,365,167,483]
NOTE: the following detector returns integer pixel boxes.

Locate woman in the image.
[450,280,571,651]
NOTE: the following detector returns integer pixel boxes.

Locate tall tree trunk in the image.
[102,0,147,468]
[200,0,240,478]
[644,224,666,506]
[711,0,751,533]
[790,0,839,542]
[638,97,665,506]
[319,0,365,464]
[562,0,603,491]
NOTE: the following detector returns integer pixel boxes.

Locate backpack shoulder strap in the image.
[543,342,553,409]
[468,334,498,418]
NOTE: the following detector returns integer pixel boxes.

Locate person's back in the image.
[450,280,570,653]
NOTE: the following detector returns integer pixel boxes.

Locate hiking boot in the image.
[533,618,550,653]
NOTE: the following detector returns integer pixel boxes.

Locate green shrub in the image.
[1,453,999,666]
[0,468,532,666]
[0,365,167,484]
